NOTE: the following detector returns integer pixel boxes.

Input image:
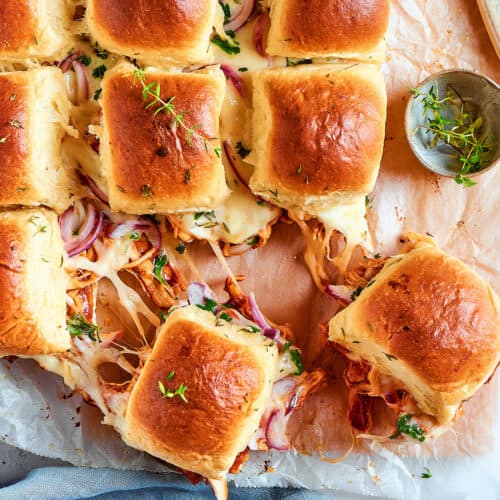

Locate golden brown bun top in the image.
[89,0,214,51]
[0,1,36,54]
[125,306,277,478]
[102,64,226,213]
[0,73,31,196]
[255,65,386,196]
[364,243,499,390]
[271,0,390,55]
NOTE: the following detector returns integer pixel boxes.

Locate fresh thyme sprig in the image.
[133,68,221,158]
[158,371,188,403]
[410,85,492,187]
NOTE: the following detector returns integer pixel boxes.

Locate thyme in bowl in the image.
[410,85,492,187]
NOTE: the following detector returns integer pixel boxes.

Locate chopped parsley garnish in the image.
[92,65,107,79]
[351,286,363,301]
[286,58,312,67]
[93,88,102,100]
[196,298,218,314]
[193,211,218,229]
[211,34,240,55]
[268,188,280,202]
[246,235,260,246]
[141,184,152,197]
[238,67,248,72]
[159,310,167,323]
[93,43,109,59]
[175,242,186,254]
[158,372,188,403]
[220,2,231,23]
[66,314,101,342]
[283,341,304,376]
[219,312,232,322]
[153,251,168,286]
[239,325,261,334]
[78,54,91,66]
[236,141,251,159]
[390,414,426,442]
[365,196,373,209]
[384,352,398,361]
[421,466,432,479]
[129,231,141,240]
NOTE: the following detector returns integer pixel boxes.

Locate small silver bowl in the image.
[405,69,500,179]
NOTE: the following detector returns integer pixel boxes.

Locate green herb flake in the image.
[389,414,426,442]
[421,466,432,479]
[92,65,107,79]
[196,298,218,314]
[141,184,152,197]
[93,88,102,100]
[351,286,363,301]
[246,235,260,246]
[211,34,240,55]
[158,373,188,403]
[238,67,248,72]
[236,141,251,159]
[66,314,101,342]
[93,43,109,59]
[153,251,168,286]
[78,54,91,66]
[384,352,398,361]
[283,340,305,376]
[175,242,186,254]
[129,231,141,240]
[239,325,261,333]
[219,312,232,322]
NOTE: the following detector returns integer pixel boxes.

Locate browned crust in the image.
[0,1,37,54]
[89,0,213,51]
[262,68,386,195]
[102,69,224,211]
[126,317,265,474]
[272,0,390,55]
[364,251,500,390]
[0,74,32,203]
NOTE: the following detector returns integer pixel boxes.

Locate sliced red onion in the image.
[109,218,161,249]
[223,140,250,187]
[187,282,219,309]
[253,12,271,58]
[58,51,81,72]
[72,60,90,104]
[220,64,247,97]
[265,409,290,451]
[324,284,355,305]
[248,292,272,329]
[60,201,103,257]
[223,0,256,32]
[78,172,109,205]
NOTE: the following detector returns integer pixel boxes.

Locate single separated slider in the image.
[328,235,500,440]
[249,64,387,286]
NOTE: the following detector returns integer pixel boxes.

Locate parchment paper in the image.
[1,1,499,498]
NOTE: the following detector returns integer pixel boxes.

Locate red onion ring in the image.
[265,409,290,451]
[58,51,81,72]
[60,200,104,257]
[253,12,271,58]
[248,292,281,341]
[223,140,250,187]
[220,64,247,97]
[78,172,109,205]
[72,60,90,103]
[109,218,161,249]
[324,284,355,305]
[223,0,256,33]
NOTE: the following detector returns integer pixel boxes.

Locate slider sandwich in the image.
[38,281,325,498]
[86,0,220,65]
[327,235,500,441]
[94,62,280,256]
[249,63,387,285]
[0,0,72,63]
[265,0,391,62]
